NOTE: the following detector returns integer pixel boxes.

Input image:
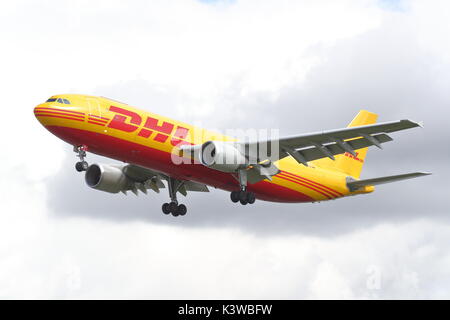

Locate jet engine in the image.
[85,163,130,193]
[200,141,247,172]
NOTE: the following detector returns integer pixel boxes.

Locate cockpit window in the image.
[46,97,71,104]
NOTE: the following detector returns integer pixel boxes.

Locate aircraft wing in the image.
[123,164,209,195]
[242,119,422,166]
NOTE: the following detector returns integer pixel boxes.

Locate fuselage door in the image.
[87,97,102,119]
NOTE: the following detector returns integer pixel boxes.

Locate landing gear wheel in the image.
[246,192,256,204]
[75,161,88,172]
[239,190,247,202]
[75,162,83,172]
[162,203,171,215]
[230,191,240,203]
[163,177,188,217]
[177,204,187,216]
[74,145,88,172]
[231,190,256,205]
[169,201,178,214]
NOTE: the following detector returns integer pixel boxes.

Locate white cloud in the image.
[1,193,449,299]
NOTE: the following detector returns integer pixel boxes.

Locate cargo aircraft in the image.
[34,94,430,217]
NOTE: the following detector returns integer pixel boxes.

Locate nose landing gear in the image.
[74,145,89,172]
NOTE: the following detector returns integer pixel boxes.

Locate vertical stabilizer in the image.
[312,110,378,178]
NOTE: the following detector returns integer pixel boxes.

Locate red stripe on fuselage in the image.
[35,110,84,120]
[35,113,84,122]
[44,125,315,203]
[88,117,108,123]
[35,107,85,115]
[87,121,106,126]
[88,115,109,120]
[277,173,334,200]
[278,173,335,199]
[279,171,343,197]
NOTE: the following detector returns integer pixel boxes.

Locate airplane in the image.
[34,94,430,217]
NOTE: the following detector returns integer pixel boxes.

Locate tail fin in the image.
[313,110,378,179]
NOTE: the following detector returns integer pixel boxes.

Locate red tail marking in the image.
[344,151,364,163]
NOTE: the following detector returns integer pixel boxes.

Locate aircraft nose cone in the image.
[33,104,45,122]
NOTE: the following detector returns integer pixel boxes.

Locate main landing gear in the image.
[162,177,187,217]
[74,145,89,172]
[230,189,256,205]
[230,168,256,205]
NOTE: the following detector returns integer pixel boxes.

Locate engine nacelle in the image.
[85,163,130,193]
[200,141,247,172]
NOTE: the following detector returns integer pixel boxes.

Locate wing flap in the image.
[242,119,422,164]
[288,133,393,164]
[183,180,210,192]
[279,119,421,149]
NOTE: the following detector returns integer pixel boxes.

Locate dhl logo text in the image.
[107,106,191,146]
[344,151,364,163]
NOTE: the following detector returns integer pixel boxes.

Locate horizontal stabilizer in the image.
[347,172,431,191]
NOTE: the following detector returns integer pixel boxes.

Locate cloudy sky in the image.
[1,0,449,299]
